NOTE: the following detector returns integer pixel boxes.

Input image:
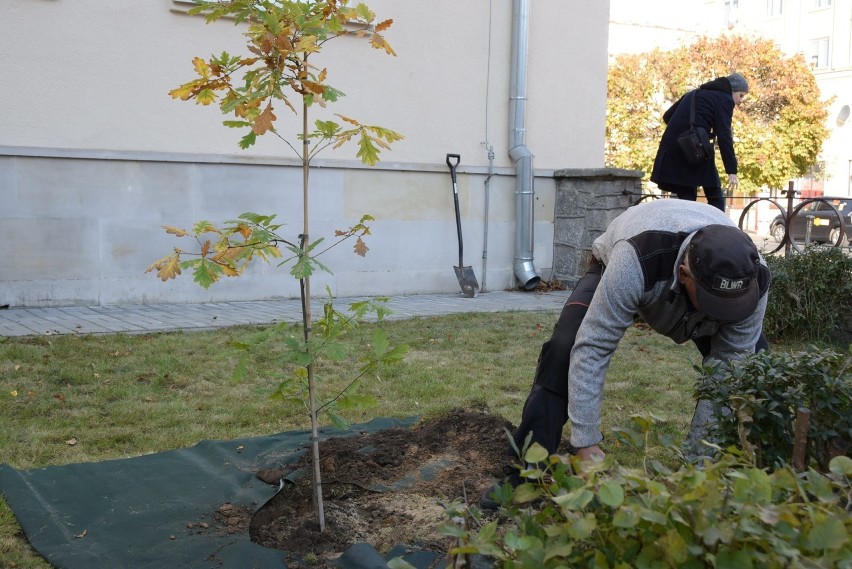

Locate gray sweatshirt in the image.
[568,199,770,448]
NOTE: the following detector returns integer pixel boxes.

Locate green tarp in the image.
[0,416,470,569]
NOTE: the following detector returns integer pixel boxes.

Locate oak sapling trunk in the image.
[149,0,404,532]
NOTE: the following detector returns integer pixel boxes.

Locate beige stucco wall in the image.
[0,0,609,306]
[0,0,607,170]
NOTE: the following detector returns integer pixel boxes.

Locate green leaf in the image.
[613,505,640,528]
[327,411,349,430]
[512,483,542,505]
[238,132,257,149]
[553,487,594,511]
[829,455,852,476]
[370,329,390,358]
[714,549,754,569]
[566,513,596,540]
[524,443,549,465]
[337,394,376,409]
[658,529,688,566]
[805,515,847,551]
[191,258,222,288]
[223,120,251,128]
[356,133,381,165]
[598,480,625,507]
[639,508,668,526]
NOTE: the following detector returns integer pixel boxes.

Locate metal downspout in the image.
[509,0,541,290]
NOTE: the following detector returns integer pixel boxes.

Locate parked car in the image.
[769,198,851,244]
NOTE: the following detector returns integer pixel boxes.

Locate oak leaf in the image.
[370,33,396,56]
[193,57,211,78]
[353,236,369,257]
[195,88,217,106]
[375,19,393,32]
[169,83,196,101]
[164,225,188,237]
[146,254,182,282]
[252,104,277,135]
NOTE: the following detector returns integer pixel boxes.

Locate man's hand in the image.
[574,445,606,464]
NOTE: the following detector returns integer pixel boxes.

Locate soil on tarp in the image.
[211,408,518,566]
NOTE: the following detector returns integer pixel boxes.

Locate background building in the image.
[0,0,610,307]
[609,0,852,198]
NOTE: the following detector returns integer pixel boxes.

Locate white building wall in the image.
[0,0,610,307]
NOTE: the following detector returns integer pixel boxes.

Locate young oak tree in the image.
[607,35,830,196]
[147,0,404,532]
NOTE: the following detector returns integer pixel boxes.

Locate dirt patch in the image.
[211,408,516,566]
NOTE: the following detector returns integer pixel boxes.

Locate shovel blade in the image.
[454,265,480,298]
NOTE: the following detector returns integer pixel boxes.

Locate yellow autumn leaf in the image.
[235,99,261,119]
[193,56,211,78]
[195,88,217,106]
[267,245,282,258]
[336,114,360,126]
[169,83,196,101]
[370,33,396,56]
[164,225,189,237]
[220,265,239,277]
[10,390,17,397]
[214,246,245,263]
[296,35,320,54]
[201,240,211,258]
[375,19,393,32]
[318,68,327,83]
[150,255,182,282]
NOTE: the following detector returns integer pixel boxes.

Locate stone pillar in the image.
[552,168,643,287]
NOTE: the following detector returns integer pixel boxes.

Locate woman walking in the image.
[650,73,749,212]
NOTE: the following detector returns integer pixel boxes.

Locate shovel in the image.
[446,153,480,298]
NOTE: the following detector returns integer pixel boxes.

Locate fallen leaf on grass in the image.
[66,438,77,446]
[75,529,87,539]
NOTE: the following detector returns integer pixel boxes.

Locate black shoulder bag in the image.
[676,91,714,165]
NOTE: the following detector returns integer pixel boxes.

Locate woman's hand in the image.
[728,173,739,190]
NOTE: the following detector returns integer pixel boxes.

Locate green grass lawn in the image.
[1,311,708,567]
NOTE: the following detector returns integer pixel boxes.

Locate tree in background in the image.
[607,35,830,195]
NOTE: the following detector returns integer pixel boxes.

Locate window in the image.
[766,0,783,16]
[725,0,739,26]
[814,0,832,8]
[810,37,830,68]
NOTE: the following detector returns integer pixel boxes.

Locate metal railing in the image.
[622,182,849,256]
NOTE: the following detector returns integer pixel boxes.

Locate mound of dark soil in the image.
[211,408,515,566]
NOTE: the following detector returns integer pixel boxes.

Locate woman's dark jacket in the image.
[650,77,737,189]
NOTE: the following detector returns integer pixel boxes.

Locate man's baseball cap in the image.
[688,224,761,322]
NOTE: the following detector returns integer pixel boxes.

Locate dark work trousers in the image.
[511,259,769,458]
[511,260,604,456]
[657,182,726,212]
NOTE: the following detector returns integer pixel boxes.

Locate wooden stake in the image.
[792,407,811,473]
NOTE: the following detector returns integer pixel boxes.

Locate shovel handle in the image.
[446,154,460,175]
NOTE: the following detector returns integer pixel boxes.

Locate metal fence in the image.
[624,184,850,257]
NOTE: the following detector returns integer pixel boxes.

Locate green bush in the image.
[763,247,852,345]
[431,416,852,569]
[695,347,851,471]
